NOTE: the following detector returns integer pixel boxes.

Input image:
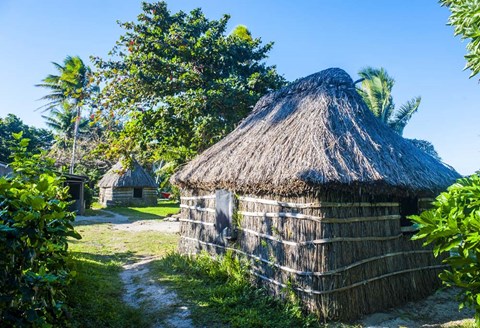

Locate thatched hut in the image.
[98,161,157,207]
[171,68,461,320]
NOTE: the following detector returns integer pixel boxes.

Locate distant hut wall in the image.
[99,187,157,206]
[178,188,443,320]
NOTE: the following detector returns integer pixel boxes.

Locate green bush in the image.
[0,133,81,326]
[83,184,93,209]
[410,174,480,325]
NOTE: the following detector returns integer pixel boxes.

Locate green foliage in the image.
[83,184,93,210]
[93,1,285,167]
[37,55,99,174]
[410,174,480,325]
[441,0,480,77]
[152,252,322,327]
[0,133,81,326]
[0,114,53,163]
[357,66,421,136]
[231,25,253,42]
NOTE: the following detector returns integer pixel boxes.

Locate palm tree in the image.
[36,56,97,173]
[41,103,89,147]
[357,67,421,136]
[357,67,440,160]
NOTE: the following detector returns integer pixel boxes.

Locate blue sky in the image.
[0,1,478,175]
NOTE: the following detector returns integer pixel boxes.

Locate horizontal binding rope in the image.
[179,218,215,226]
[238,211,400,224]
[180,204,215,213]
[252,264,447,296]
[238,227,402,246]
[181,236,433,277]
[238,196,399,208]
[418,198,435,202]
[181,236,446,294]
[180,195,216,200]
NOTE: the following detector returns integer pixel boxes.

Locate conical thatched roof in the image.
[98,161,157,188]
[172,68,460,196]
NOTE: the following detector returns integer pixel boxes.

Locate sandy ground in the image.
[75,212,475,328]
[359,288,475,327]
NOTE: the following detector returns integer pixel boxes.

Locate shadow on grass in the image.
[66,251,151,328]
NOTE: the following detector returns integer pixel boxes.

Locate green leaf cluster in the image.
[0,114,53,163]
[0,133,81,326]
[92,1,285,167]
[441,0,480,77]
[410,174,480,324]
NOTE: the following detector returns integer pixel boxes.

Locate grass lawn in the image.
[66,200,181,327]
[66,224,179,328]
[101,200,180,220]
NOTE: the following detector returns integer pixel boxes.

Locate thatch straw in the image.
[98,161,157,188]
[172,68,460,196]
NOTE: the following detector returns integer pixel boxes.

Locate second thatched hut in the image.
[98,161,157,207]
[171,68,461,320]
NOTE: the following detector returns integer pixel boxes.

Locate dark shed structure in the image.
[171,68,461,320]
[98,161,157,207]
[64,173,87,216]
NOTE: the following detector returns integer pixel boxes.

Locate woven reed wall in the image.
[178,189,444,321]
[99,187,157,207]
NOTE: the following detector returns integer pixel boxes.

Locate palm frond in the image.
[357,67,395,121]
[389,96,421,135]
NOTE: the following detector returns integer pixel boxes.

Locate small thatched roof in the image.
[172,68,460,196]
[98,161,157,188]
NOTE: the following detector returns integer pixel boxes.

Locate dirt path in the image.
[120,256,194,328]
[76,212,194,328]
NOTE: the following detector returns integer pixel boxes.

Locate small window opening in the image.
[215,189,236,240]
[400,197,418,233]
[133,188,143,198]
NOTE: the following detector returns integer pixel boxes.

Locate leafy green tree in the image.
[441,0,480,77]
[0,114,53,163]
[93,1,285,167]
[0,133,81,326]
[410,174,480,325]
[36,55,98,173]
[357,67,421,135]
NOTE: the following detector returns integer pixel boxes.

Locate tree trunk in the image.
[69,107,81,174]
